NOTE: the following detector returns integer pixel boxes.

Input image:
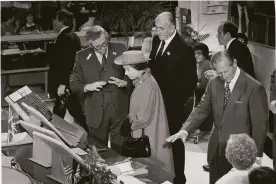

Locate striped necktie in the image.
[156,41,165,58]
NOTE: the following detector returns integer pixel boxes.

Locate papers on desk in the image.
[2,132,32,147]
[113,161,148,176]
[118,175,146,184]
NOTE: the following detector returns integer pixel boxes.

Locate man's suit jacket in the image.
[48,27,81,95]
[228,39,255,78]
[149,33,197,129]
[182,69,268,164]
[70,42,129,128]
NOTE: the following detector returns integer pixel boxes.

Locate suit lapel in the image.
[85,47,100,81]
[216,78,225,124]
[221,71,245,125]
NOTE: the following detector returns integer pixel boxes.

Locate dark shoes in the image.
[203,164,210,172]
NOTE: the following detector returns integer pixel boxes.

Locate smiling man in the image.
[167,50,268,184]
[149,11,197,184]
[70,26,129,152]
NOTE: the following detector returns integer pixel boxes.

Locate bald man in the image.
[149,12,197,184]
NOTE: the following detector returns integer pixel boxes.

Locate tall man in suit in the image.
[48,10,85,127]
[167,50,268,184]
[70,26,129,152]
[149,12,197,184]
[217,21,255,78]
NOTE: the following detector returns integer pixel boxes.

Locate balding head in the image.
[211,50,237,82]
[155,11,175,41]
[155,12,174,25]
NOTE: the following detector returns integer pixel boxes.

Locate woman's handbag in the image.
[122,128,151,158]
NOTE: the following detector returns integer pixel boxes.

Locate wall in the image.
[178,0,275,100]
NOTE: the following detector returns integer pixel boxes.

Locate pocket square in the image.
[236,101,243,104]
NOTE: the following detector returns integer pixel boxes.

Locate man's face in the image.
[54,15,63,31]
[217,25,227,46]
[89,34,108,55]
[213,57,237,82]
[155,17,174,41]
[26,14,33,24]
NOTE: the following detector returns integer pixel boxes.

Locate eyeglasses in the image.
[91,41,108,50]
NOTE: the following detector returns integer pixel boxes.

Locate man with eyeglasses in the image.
[167,50,268,184]
[70,25,129,152]
[149,12,197,184]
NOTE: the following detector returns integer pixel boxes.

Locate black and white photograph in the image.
[1,1,275,184]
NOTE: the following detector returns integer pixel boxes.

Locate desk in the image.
[2,136,160,184]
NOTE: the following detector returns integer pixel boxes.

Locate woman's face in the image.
[26,14,33,24]
[123,65,142,80]
[194,49,206,63]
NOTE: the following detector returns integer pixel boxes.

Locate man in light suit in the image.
[149,12,197,184]
[70,26,129,152]
[167,50,268,184]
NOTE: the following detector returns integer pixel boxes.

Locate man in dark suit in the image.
[70,26,129,152]
[167,50,268,184]
[217,21,255,78]
[48,10,85,128]
[149,12,197,184]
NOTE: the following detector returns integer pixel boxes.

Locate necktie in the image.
[224,82,231,109]
[241,7,247,33]
[102,55,107,66]
[156,41,165,58]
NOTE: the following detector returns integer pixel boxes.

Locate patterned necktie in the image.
[224,82,231,109]
[102,54,107,66]
[241,7,247,33]
[156,41,165,58]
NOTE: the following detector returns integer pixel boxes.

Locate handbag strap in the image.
[130,128,145,138]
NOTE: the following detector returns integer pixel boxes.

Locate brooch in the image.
[167,52,170,55]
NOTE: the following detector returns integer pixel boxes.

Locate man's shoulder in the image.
[76,47,90,57]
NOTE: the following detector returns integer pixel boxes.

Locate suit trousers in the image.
[209,144,232,184]
[88,102,124,154]
[167,112,187,184]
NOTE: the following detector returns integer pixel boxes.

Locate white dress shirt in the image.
[225,67,240,92]
[226,38,236,50]
[156,30,176,56]
[94,48,108,65]
[59,26,69,35]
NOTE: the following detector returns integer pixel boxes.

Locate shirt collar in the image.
[227,67,240,85]
[94,47,108,58]
[226,38,236,49]
[164,30,176,45]
[59,26,69,35]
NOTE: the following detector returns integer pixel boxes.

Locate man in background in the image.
[149,11,197,184]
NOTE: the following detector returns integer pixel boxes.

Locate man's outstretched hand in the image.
[166,130,188,143]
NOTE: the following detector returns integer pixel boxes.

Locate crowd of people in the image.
[2,3,276,184]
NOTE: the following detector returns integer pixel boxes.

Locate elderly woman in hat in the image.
[115,50,174,182]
